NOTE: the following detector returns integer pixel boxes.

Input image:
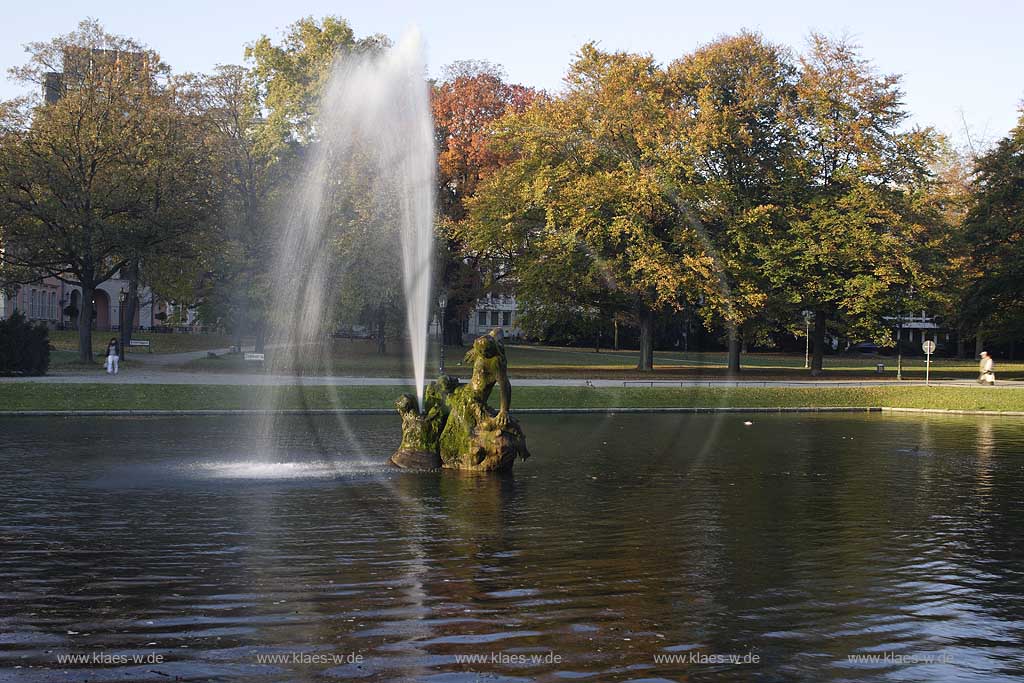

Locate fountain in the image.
[265,30,529,471]
[391,329,531,471]
[268,30,435,412]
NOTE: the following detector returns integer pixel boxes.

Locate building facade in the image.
[887,311,949,348]
[1,273,157,331]
[463,292,522,340]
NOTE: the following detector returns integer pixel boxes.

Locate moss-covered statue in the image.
[389,329,530,472]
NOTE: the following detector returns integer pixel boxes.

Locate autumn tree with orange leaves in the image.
[432,61,538,344]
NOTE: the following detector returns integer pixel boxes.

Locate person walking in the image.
[979,351,995,385]
[105,337,120,375]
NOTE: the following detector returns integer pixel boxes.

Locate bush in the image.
[0,310,51,375]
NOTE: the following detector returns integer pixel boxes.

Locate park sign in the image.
[923,340,935,385]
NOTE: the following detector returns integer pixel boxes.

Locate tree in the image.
[0,20,210,362]
[118,75,211,354]
[961,111,1024,349]
[665,32,801,371]
[432,61,538,344]
[246,16,387,147]
[908,138,975,357]
[188,17,386,351]
[768,34,938,374]
[185,64,286,352]
[468,45,720,370]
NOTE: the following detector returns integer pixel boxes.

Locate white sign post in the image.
[922,340,935,385]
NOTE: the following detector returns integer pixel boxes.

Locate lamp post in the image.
[118,290,127,355]
[896,311,903,381]
[895,286,912,382]
[437,290,448,375]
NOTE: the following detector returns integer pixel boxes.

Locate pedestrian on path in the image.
[106,337,120,375]
[979,351,995,385]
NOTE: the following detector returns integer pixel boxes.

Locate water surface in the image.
[1,413,1023,682]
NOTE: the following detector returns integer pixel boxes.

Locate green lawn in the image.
[1,383,1021,413]
[180,339,1024,381]
[48,330,239,356]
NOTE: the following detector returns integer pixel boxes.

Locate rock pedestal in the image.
[390,330,530,472]
[438,383,529,471]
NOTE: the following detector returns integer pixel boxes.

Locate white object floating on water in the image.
[743,421,753,426]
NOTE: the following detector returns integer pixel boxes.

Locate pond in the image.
[1,413,1023,682]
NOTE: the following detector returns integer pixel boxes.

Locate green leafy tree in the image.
[185,64,287,350]
[0,20,210,362]
[246,16,387,147]
[768,34,938,374]
[961,111,1024,349]
[191,17,385,350]
[665,32,801,371]
[468,45,719,370]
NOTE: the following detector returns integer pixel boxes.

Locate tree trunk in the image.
[613,319,619,351]
[119,263,140,357]
[376,308,387,355]
[231,296,246,353]
[956,327,966,359]
[78,284,95,363]
[440,313,459,347]
[233,291,253,353]
[975,328,984,358]
[637,308,654,371]
[811,308,826,376]
[254,323,266,354]
[727,323,741,373]
[594,327,601,353]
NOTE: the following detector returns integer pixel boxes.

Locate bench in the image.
[244,352,265,362]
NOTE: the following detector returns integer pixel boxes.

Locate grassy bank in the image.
[1,383,1022,413]
[180,340,1024,381]
[48,330,239,356]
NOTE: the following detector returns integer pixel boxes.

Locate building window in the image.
[502,311,511,326]
[478,311,487,326]
[490,311,500,326]
[30,290,37,319]
[50,292,57,320]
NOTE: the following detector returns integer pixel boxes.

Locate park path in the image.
[121,346,239,367]
[1,368,1019,389]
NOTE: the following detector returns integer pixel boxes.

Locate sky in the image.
[2,0,1021,146]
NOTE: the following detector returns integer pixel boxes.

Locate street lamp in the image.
[437,290,448,374]
[118,290,127,355]
[896,310,903,381]
[895,286,913,382]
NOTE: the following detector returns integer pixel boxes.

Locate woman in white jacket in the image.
[979,351,995,385]
[105,337,120,375]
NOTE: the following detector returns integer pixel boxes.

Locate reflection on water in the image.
[1,413,1023,682]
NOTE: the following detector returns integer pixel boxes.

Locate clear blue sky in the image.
[3,0,1021,145]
